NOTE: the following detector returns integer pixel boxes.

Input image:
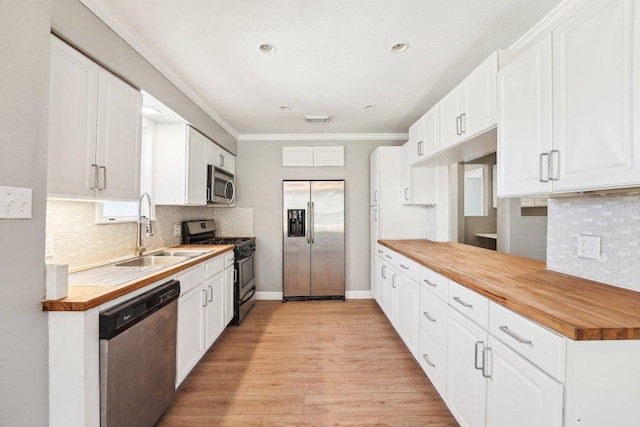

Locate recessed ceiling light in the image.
[259,43,276,54]
[280,105,292,111]
[364,105,376,110]
[141,106,160,115]
[391,43,409,54]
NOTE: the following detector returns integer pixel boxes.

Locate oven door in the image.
[208,166,235,205]
[237,253,255,298]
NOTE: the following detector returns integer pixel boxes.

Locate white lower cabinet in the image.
[485,335,563,427]
[224,264,234,325]
[204,271,225,349]
[393,272,419,358]
[419,327,447,398]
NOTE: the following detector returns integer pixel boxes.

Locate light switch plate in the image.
[577,235,600,259]
[0,186,33,219]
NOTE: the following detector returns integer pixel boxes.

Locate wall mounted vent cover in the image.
[304,115,330,124]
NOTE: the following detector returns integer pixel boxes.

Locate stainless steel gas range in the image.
[182,220,256,324]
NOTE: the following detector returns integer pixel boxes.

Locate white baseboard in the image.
[345,290,373,299]
[255,291,283,300]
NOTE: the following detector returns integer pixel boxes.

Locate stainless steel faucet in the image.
[136,192,153,256]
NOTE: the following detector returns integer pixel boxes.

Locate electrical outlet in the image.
[577,235,600,260]
[0,186,32,219]
[174,224,181,237]
[45,236,54,257]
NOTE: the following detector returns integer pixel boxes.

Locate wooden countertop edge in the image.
[42,245,235,312]
[378,239,640,341]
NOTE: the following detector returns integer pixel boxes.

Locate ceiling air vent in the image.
[304,115,330,124]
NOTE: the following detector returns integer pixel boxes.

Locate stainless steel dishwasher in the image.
[99,279,180,427]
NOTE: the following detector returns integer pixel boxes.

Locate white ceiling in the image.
[87,0,562,139]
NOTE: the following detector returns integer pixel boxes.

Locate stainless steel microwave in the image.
[207,166,235,205]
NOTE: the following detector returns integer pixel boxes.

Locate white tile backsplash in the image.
[547,193,640,291]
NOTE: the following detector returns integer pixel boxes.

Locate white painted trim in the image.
[510,0,590,50]
[239,133,408,142]
[345,291,373,299]
[255,291,283,300]
[78,0,239,140]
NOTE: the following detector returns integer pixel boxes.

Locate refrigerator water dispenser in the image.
[287,209,306,237]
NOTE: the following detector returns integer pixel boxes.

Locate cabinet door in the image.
[48,36,99,198]
[486,336,563,427]
[423,105,440,157]
[401,142,412,204]
[96,68,142,200]
[370,150,379,205]
[207,141,218,165]
[387,270,398,325]
[222,152,236,175]
[313,146,344,166]
[224,266,234,325]
[176,285,205,386]
[464,53,498,139]
[283,146,314,166]
[439,84,465,149]
[552,0,640,192]
[394,274,419,358]
[204,272,225,349]
[447,309,487,427]
[408,118,424,165]
[186,128,207,206]
[498,35,553,196]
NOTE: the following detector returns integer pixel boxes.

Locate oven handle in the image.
[239,287,256,305]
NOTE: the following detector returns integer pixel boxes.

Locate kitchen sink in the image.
[115,256,190,267]
[153,250,210,258]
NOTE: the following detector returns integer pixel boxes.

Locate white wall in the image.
[236,140,401,293]
[0,0,50,425]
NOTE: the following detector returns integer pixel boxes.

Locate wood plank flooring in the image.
[157,300,458,427]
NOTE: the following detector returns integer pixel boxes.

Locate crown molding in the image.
[78,0,240,140]
[510,0,590,50]
[238,133,409,142]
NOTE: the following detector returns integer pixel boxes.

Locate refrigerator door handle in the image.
[310,201,315,244]
[306,202,311,244]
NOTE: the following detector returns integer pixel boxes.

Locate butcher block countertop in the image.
[379,239,640,341]
[42,245,234,312]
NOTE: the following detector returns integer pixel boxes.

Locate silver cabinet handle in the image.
[474,340,484,370]
[417,140,424,156]
[219,154,224,167]
[385,255,392,259]
[400,264,409,270]
[381,265,386,279]
[392,274,397,289]
[422,353,435,367]
[453,296,473,308]
[456,115,462,135]
[539,153,549,183]
[460,113,466,133]
[98,166,107,190]
[208,285,213,302]
[202,289,208,307]
[499,325,532,344]
[306,202,311,244]
[374,190,378,203]
[423,279,437,288]
[374,208,378,222]
[91,164,99,190]
[404,188,409,202]
[482,347,492,378]
[549,150,560,181]
[377,249,383,254]
[423,311,436,322]
[233,268,237,283]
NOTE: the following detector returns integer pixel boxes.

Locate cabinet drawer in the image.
[224,251,235,269]
[420,286,448,353]
[205,256,224,279]
[420,266,449,302]
[448,280,489,330]
[382,249,396,263]
[489,302,565,382]
[419,327,447,400]
[394,254,421,283]
[376,244,386,259]
[177,264,204,294]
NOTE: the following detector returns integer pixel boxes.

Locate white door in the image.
[552,0,640,192]
[224,265,234,325]
[486,336,563,427]
[370,150,379,206]
[498,35,553,196]
[394,274,419,358]
[96,68,142,200]
[176,285,205,386]
[439,84,465,149]
[204,272,225,348]
[464,52,498,139]
[186,127,207,206]
[447,309,488,427]
[47,36,99,198]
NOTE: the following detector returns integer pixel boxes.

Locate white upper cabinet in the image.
[370,148,380,206]
[499,0,640,196]
[408,117,425,165]
[551,0,640,192]
[439,83,466,150]
[282,146,314,167]
[312,146,344,166]
[208,142,236,175]
[401,141,437,205]
[48,36,142,200]
[154,124,207,206]
[282,146,344,167]
[498,35,553,197]
[408,105,440,166]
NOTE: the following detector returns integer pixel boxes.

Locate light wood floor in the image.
[157,299,458,427]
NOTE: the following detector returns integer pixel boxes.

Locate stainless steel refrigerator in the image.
[282,180,345,301]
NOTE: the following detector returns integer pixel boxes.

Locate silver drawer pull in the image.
[422,353,435,367]
[499,325,532,344]
[385,255,392,259]
[423,311,436,322]
[377,250,383,254]
[453,296,473,308]
[400,264,409,270]
[423,279,437,287]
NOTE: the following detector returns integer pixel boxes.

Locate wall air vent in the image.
[304,115,330,124]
